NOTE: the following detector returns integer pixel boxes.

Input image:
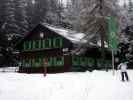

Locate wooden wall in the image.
[18,24,112,73]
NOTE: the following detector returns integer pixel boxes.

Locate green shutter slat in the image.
[45,39,49,48]
[49,39,52,48]
[23,42,26,50]
[43,40,45,48]
[60,38,63,48]
[33,40,36,49]
[48,57,52,67]
[53,57,57,66]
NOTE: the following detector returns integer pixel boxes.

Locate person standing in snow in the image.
[117,62,129,82]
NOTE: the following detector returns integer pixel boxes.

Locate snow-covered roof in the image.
[42,23,87,44]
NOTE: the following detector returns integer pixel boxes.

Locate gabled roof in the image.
[15,23,99,50]
[41,23,87,44]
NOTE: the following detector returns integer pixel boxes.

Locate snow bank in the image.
[0,70,133,100]
[0,67,18,72]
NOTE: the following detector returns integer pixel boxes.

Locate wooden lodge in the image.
[16,23,112,73]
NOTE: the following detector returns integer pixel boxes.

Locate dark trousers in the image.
[121,72,129,81]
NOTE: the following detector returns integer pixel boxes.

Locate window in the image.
[35,40,40,49]
[28,41,32,50]
[53,38,63,48]
[40,40,43,49]
[31,40,41,50]
[23,41,32,50]
[72,56,80,66]
[88,58,95,67]
[45,38,52,48]
[53,57,57,66]
[97,59,104,67]
[23,42,26,50]
[80,57,87,66]
[105,60,112,67]
[56,57,64,66]
[34,57,42,67]
[39,40,42,49]
[42,40,45,48]
[32,40,36,49]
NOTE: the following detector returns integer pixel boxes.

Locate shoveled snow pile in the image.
[0,70,133,100]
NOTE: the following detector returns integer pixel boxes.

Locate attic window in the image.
[40,32,44,38]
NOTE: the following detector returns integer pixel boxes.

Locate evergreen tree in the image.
[14,0,29,34]
[4,0,18,34]
[32,0,49,25]
[64,0,121,44]
[0,0,5,29]
[46,0,64,26]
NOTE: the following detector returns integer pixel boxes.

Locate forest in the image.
[0,0,133,66]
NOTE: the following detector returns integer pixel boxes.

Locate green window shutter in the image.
[40,40,42,49]
[35,40,40,49]
[97,59,101,67]
[53,38,63,48]
[53,57,57,66]
[39,40,42,49]
[47,57,53,67]
[53,38,57,48]
[49,39,52,48]
[42,40,45,48]
[105,60,112,67]
[56,57,64,66]
[88,58,95,67]
[72,56,80,66]
[59,38,63,48]
[24,41,29,50]
[97,59,104,68]
[61,57,64,66]
[34,57,42,67]
[45,39,48,48]
[45,38,51,48]
[23,42,26,50]
[30,41,33,50]
[22,59,25,66]
[27,41,32,50]
[80,57,87,66]
[39,57,43,66]
[32,40,36,49]
[31,58,36,67]
[35,40,37,49]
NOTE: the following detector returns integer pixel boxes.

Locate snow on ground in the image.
[0,70,133,100]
